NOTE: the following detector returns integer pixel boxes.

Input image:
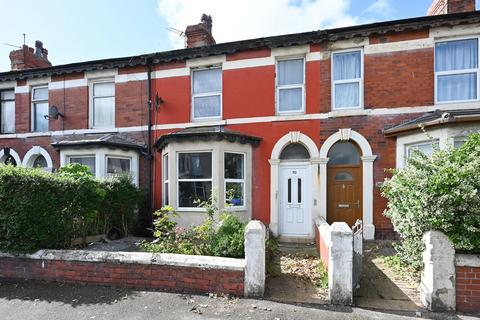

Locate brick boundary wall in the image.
[315,218,330,271]
[0,250,245,296]
[455,255,480,314]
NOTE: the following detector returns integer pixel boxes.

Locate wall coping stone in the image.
[0,250,245,271]
[455,253,480,267]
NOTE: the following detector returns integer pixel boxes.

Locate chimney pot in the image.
[9,40,52,71]
[185,14,216,48]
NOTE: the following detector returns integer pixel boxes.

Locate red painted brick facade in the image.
[456,266,480,314]
[0,256,244,296]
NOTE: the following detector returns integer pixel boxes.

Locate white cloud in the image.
[157,0,363,49]
[363,0,394,19]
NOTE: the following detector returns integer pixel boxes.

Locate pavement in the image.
[0,280,476,320]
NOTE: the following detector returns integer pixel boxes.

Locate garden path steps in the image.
[354,241,423,312]
[264,242,329,305]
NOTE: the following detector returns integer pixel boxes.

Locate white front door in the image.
[279,164,312,236]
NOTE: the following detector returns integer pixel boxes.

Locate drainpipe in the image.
[146,57,154,226]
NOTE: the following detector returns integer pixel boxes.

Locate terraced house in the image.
[1,0,480,241]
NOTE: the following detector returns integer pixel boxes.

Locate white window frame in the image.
[331,48,364,110]
[67,155,96,174]
[89,79,115,129]
[275,56,306,115]
[177,151,213,211]
[191,67,222,121]
[162,153,169,206]
[452,136,467,149]
[405,140,439,161]
[434,36,480,104]
[0,89,15,134]
[105,155,132,177]
[31,85,49,132]
[224,151,246,210]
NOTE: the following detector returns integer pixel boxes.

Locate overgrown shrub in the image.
[382,133,480,272]
[0,164,143,253]
[141,193,246,258]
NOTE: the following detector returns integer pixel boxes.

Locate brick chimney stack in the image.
[428,0,476,15]
[9,40,52,71]
[185,14,216,48]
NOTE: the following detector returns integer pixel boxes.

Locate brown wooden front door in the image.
[327,166,362,227]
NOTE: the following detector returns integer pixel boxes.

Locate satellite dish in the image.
[49,106,64,120]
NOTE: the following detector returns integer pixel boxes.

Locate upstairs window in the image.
[192,68,222,120]
[0,90,15,134]
[276,58,305,114]
[435,38,479,103]
[31,86,48,132]
[91,80,115,128]
[332,50,363,109]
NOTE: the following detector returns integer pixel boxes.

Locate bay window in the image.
[192,68,222,120]
[435,38,479,103]
[332,50,363,109]
[31,86,49,132]
[106,156,131,177]
[0,90,15,134]
[276,58,305,114]
[224,152,245,208]
[163,154,169,206]
[406,140,439,159]
[90,80,115,128]
[177,152,212,209]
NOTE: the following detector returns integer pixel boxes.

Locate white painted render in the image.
[244,220,266,297]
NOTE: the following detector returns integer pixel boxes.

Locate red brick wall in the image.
[0,256,244,296]
[456,266,480,314]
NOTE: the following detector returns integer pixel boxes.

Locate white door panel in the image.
[279,165,311,236]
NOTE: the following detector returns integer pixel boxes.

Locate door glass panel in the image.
[335,172,354,181]
[297,178,302,203]
[287,178,292,203]
[328,141,360,165]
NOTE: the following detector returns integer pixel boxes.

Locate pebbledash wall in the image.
[2,12,480,239]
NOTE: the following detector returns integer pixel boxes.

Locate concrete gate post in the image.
[244,220,266,297]
[328,222,353,305]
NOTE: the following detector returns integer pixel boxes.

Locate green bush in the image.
[210,213,245,258]
[382,133,480,272]
[0,164,143,253]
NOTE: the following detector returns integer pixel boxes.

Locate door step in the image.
[277,241,318,257]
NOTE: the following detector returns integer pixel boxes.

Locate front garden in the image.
[381,133,480,275]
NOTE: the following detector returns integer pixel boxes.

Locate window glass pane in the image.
[193,69,221,94]
[33,87,48,100]
[278,59,304,86]
[278,88,302,112]
[453,138,466,149]
[437,73,477,102]
[4,155,17,166]
[193,95,221,118]
[107,157,130,175]
[225,153,244,179]
[69,157,96,174]
[297,178,302,203]
[407,142,438,158]
[333,51,361,80]
[1,91,14,100]
[435,39,478,72]
[335,82,360,108]
[178,152,212,179]
[34,102,48,132]
[280,143,310,160]
[1,100,15,133]
[335,172,354,181]
[328,142,361,166]
[287,178,292,203]
[164,182,169,205]
[33,155,47,168]
[226,182,244,206]
[163,154,169,180]
[93,96,115,127]
[93,82,114,96]
[178,181,212,207]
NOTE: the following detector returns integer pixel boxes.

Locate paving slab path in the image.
[354,241,423,312]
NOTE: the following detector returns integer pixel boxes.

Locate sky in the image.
[0,0,474,72]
